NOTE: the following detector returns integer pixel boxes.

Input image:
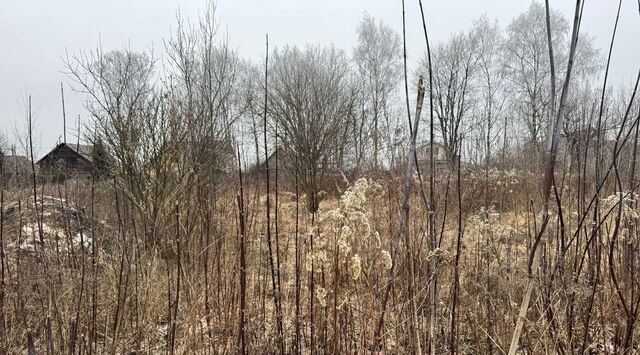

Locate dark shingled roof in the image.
[37,143,94,164]
[70,144,94,163]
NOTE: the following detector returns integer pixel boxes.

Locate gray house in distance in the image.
[37,143,95,177]
[416,142,455,171]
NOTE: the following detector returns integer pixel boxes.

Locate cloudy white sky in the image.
[1,0,638,157]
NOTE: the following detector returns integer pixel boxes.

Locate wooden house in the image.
[37,143,95,178]
[248,147,292,181]
[416,142,457,171]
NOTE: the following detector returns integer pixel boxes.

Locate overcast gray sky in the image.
[1,0,638,157]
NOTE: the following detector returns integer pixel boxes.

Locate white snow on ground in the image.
[4,196,93,252]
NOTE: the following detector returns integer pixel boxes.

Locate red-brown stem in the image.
[261,33,285,353]
[236,146,247,354]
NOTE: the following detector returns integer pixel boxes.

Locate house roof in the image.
[72,144,94,162]
[37,143,94,164]
[250,146,297,172]
[415,141,456,164]
[2,155,31,171]
[417,141,447,150]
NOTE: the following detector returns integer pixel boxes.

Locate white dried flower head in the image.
[316,250,328,264]
[386,336,396,350]
[603,192,639,224]
[322,209,345,223]
[305,254,314,272]
[427,248,451,263]
[337,235,351,255]
[339,178,373,211]
[316,233,327,249]
[307,227,318,237]
[381,250,392,270]
[316,287,327,307]
[362,221,371,239]
[348,196,363,210]
[624,209,639,221]
[350,254,362,280]
[340,225,352,238]
[347,210,365,224]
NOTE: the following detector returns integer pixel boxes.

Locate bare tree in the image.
[267,45,356,212]
[353,14,402,170]
[503,2,569,149]
[165,3,241,182]
[64,4,239,245]
[65,48,176,243]
[422,27,481,162]
[503,2,599,156]
[473,17,507,169]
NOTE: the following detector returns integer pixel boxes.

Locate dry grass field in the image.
[1,164,638,353]
[1,0,640,354]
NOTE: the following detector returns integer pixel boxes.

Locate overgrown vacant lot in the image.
[2,0,640,354]
[0,165,638,353]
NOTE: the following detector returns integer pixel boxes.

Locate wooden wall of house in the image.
[39,145,94,177]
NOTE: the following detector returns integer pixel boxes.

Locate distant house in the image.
[37,143,95,177]
[253,147,289,170]
[416,142,456,171]
[1,154,31,183]
[247,147,293,182]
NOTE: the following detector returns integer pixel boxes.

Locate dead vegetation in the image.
[1,0,640,354]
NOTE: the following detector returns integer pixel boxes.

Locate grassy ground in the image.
[0,167,637,353]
